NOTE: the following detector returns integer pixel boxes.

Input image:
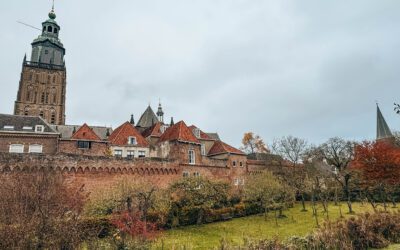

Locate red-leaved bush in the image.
[111,211,160,241]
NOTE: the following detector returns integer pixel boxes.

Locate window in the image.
[127,150,135,159]
[54,28,58,34]
[189,150,195,165]
[77,141,91,149]
[41,93,45,103]
[193,172,200,177]
[201,144,206,156]
[114,150,123,157]
[23,126,33,131]
[234,178,244,186]
[9,144,24,153]
[183,172,189,178]
[3,125,14,130]
[128,136,137,145]
[240,161,243,167]
[35,125,44,133]
[39,111,44,118]
[193,128,200,138]
[138,151,146,158]
[48,26,52,32]
[29,144,43,153]
[45,50,49,55]
[50,113,56,124]
[232,161,237,167]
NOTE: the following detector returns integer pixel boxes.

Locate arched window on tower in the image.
[50,110,56,124]
[48,26,52,32]
[45,92,49,104]
[54,28,58,34]
[43,26,46,32]
[41,92,45,103]
[24,107,29,116]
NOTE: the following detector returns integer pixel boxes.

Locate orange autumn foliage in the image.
[352,140,400,186]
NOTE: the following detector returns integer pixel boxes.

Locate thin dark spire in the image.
[170,117,174,126]
[130,114,135,125]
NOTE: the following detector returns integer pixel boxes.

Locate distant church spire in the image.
[157,100,164,123]
[377,104,393,140]
[170,117,174,126]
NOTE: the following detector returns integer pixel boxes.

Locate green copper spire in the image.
[49,0,56,19]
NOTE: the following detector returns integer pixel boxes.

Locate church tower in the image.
[14,5,66,125]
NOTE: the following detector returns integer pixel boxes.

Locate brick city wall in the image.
[0,152,259,192]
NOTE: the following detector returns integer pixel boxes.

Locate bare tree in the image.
[317,137,355,214]
[271,136,309,211]
[271,136,308,167]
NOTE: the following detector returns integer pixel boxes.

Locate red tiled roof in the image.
[142,122,163,138]
[109,122,149,147]
[159,121,200,144]
[188,125,213,140]
[71,123,101,141]
[208,140,246,156]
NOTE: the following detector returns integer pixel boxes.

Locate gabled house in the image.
[57,123,109,156]
[0,114,59,154]
[109,122,149,158]
[208,140,247,168]
[142,122,166,146]
[189,125,217,156]
[156,121,202,165]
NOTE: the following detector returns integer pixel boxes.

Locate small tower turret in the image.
[130,114,135,125]
[157,101,164,123]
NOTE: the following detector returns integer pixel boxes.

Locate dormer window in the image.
[23,126,33,131]
[128,136,137,145]
[35,125,45,133]
[160,125,167,133]
[193,128,200,138]
[3,126,14,130]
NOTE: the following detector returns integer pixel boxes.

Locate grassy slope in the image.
[152,202,398,250]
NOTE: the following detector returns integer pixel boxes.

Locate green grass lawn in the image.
[151,202,399,250]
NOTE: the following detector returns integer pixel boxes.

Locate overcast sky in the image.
[1,1,399,147]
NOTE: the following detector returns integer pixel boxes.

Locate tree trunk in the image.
[390,194,397,208]
[301,193,307,212]
[334,187,338,206]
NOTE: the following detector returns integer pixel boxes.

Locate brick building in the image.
[13,7,67,125]
[0,114,59,154]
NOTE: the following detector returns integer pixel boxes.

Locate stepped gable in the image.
[159,121,200,144]
[189,125,214,140]
[71,123,101,141]
[208,140,245,156]
[137,105,158,128]
[142,122,163,138]
[109,122,149,146]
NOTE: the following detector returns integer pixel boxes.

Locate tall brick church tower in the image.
[14,6,66,125]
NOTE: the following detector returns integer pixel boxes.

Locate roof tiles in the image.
[159,121,200,144]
